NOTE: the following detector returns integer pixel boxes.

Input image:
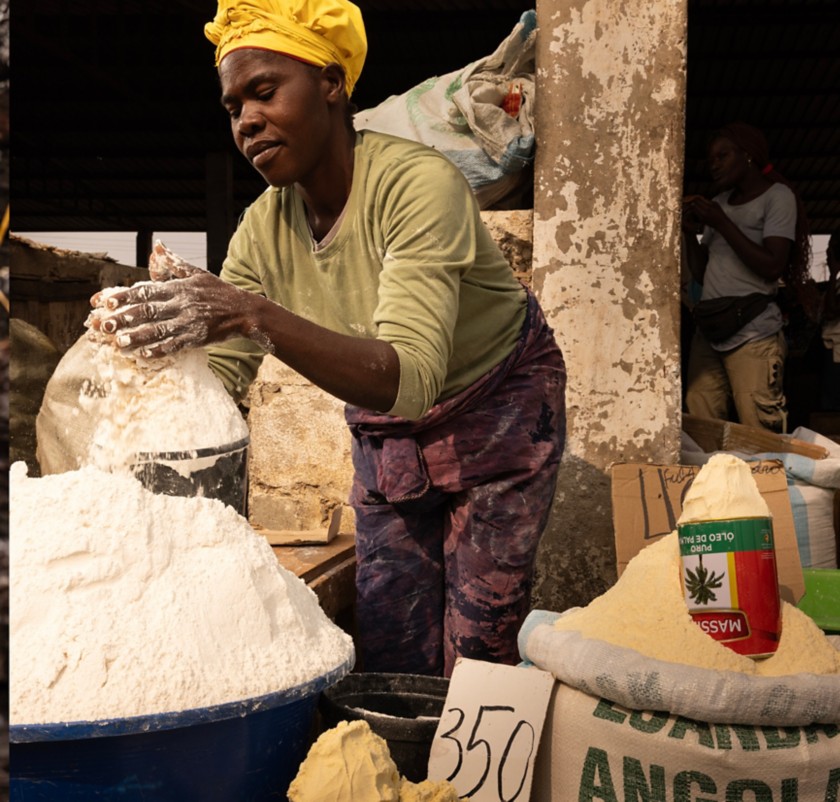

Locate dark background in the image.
[10,0,840,238]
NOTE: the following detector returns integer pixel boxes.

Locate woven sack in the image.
[521,611,840,801]
[531,682,840,802]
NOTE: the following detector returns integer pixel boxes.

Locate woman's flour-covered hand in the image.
[89,242,259,358]
[89,243,401,412]
[147,240,204,281]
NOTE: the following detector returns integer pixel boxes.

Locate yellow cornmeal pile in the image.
[288,720,468,802]
[553,532,839,676]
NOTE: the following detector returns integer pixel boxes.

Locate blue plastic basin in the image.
[10,656,352,801]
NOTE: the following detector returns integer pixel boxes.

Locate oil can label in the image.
[678,517,780,657]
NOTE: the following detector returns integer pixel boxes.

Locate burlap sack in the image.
[9,318,61,474]
[521,609,840,801]
[35,334,102,474]
[35,334,250,484]
[531,682,840,802]
[355,11,536,209]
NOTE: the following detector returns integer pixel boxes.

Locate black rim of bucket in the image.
[319,673,449,740]
[324,673,449,694]
[133,436,250,462]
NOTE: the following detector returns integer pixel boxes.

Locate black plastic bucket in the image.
[131,436,249,516]
[318,672,450,783]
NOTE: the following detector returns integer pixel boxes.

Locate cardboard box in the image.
[611,460,804,604]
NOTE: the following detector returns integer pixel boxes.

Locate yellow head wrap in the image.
[204,0,367,97]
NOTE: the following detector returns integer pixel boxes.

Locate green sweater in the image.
[208,130,526,420]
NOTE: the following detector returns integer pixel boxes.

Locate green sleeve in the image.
[206,214,267,403]
[206,338,265,404]
[375,156,480,419]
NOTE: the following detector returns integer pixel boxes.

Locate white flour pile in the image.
[554,531,839,676]
[81,342,249,469]
[10,462,355,725]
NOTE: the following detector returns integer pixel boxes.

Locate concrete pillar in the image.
[531,0,687,611]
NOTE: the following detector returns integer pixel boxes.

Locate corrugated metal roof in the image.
[10,0,840,236]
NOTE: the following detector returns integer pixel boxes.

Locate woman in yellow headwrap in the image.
[92,0,566,677]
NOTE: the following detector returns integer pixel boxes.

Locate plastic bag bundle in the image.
[355,11,537,209]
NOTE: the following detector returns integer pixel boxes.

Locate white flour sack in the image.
[519,534,840,802]
[10,463,355,725]
[35,333,249,475]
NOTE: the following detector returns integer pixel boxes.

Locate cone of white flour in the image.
[10,463,355,725]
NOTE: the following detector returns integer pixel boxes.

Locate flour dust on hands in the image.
[88,276,215,358]
[88,240,214,358]
[88,242,277,360]
[148,239,204,281]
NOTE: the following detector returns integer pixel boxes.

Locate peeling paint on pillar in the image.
[531,0,687,611]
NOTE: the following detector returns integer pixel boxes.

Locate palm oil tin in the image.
[678,516,781,658]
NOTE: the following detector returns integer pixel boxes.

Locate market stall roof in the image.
[10,0,840,237]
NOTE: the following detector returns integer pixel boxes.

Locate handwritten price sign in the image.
[428,658,554,801]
